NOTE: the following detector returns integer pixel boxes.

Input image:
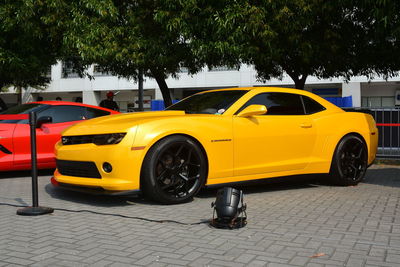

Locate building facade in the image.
[2,61,400,111]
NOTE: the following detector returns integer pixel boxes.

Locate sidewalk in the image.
[0,165,399,266]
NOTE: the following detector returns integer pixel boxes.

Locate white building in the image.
[2,61,400,111]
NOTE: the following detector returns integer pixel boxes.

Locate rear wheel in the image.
[330,135,368,186]
[141,135,207,204]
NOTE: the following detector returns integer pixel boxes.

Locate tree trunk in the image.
[17,86,22,105]
[138,69,144,111]
[150,68,173,107]
[287,72,308,89]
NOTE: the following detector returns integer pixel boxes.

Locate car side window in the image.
[301,96,326,114]
[37,106,86,123]
[85,107,111,119]
[236,92,305,115]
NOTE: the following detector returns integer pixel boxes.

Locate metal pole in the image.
[17,112,53,216]
[30,111,39,207]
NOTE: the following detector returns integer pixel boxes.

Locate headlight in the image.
[93,133,126,145]
[61,133,126,146]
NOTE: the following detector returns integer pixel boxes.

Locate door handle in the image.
[300,123,312,128]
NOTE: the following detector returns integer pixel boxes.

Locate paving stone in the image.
[0,165,400,266]
[234,253,256,264]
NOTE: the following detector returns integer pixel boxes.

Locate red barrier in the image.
[376,123,400,127]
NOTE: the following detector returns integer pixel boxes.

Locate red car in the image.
[0,101,119,171]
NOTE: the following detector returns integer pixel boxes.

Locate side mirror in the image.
[36,116,52,128]
[237,105,267,117]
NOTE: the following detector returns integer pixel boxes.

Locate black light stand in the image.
[210,187,247,229]
[17,111,54,216]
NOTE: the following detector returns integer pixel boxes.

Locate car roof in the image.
[29,101,119,113]
[195,86,343,113]
[197,86,330,98]
[197,86,310,94]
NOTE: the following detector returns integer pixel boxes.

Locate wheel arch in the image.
[340,132,367,145]
[329,132,367,172]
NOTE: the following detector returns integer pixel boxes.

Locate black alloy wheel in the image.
[330,135,368,186]
[141,135,207,204]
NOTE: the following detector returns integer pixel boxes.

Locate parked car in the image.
[51,87,378,204]
[0,101,119,171]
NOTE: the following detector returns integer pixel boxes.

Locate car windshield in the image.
[166,90,248,114]
[0,103,47,123]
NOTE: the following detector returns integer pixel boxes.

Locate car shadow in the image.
[43,167,400,207]
[43,174,324,207]
[197,174,322,199]
[0,169,55,179]
[44,175,322,207]
[362,167,400,188]
[44,184,147,207]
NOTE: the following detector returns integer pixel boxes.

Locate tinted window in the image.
[37,106,86,123]
[0,104,47,124]
[85,107,110,119]
[302,96,326,114]
[237,92,305,115]
[167,90,247,114]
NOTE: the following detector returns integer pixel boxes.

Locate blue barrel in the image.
[151,100,180,111]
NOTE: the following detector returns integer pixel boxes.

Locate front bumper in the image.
[52,136,146,192]
[51,177,140,196]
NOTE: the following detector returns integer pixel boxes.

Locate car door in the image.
[13,105,87,168]
[0,123,17,170]
[233,92,317,176]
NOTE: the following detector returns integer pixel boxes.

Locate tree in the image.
[159,0,400,89]
[55,0,206,107]
[354,0,400,80]
[0,0,63,103]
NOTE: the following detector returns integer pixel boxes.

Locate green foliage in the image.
[3,0,399,104]
[159,0,400,89]
[56,0,208,106]
[354,0,400,79]
[0,0,63,92]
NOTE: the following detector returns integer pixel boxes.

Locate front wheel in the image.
[141,135,207,204]
[330,135,368,186]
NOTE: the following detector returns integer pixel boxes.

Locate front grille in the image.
[57,160,101,178]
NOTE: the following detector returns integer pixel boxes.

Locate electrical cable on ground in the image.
[0,202,210,226]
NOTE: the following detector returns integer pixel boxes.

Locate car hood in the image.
[62,110,186,136]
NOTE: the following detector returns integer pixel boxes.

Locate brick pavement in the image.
[0,164,399,266]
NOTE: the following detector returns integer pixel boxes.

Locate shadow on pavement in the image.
[197,174,323,199]
[44,184,151,207]
[44,175,322,207]
[43,167,400,207]
[0,169,54,179]
[363,167,400,187]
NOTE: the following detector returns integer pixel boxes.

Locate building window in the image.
[208,65,238,72]
[61,61,80,78]
[93,65,112,77]
[362,96,395,107]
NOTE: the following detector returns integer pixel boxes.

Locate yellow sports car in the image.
[51,87,378,204]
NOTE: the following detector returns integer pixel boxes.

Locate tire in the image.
[141,135,207,204]
[329,134,368,186]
